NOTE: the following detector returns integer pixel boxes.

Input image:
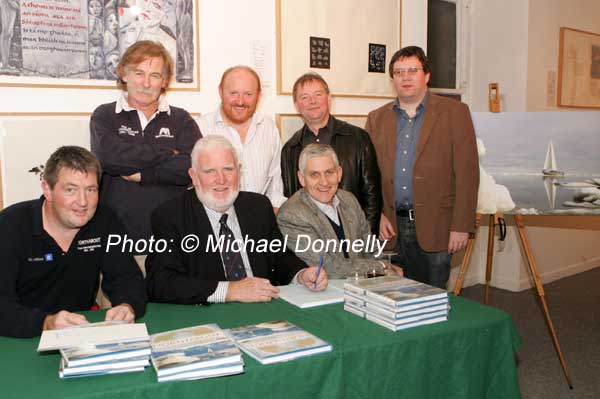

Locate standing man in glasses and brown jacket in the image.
[365,46,479,289]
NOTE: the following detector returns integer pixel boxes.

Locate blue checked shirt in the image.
[393,92,428,210]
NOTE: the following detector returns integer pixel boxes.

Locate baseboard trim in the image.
[449,258,600,293]
[448,268,483,291]
[516,257,600,291]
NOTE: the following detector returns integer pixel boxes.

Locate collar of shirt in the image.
[31,196,45,237]
[31,196,91,252]
[215,106,264,130]
[213,107,265,148]
[116,93,171,130]
[301,114,334,144]
[202,203,254,279]
[203,204,237,237]
[392,91,429,120]
[116,92,171,114]
[308,193,341,225]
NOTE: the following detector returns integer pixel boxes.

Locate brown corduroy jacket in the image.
[365,93,479,252]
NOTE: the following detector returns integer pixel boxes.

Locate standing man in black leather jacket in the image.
[281,72,382,234]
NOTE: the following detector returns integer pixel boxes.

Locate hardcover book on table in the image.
[60,339,151,367]
[365,312,448,332]
[364,302,449,320]
[278,279,345,308]
[150,324,243,380]
[227,320,332,365]
[58,356,149,378]
[38,321,149,352]
[344,292,448,313]
[344,276,448,307]
[156,362,245,383]
[344,302,366,318]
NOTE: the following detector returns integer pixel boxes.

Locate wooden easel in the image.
[453,213,573,389]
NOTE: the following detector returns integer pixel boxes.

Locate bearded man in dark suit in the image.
[146,135,327,304]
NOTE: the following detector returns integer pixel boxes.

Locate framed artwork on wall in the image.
[276,0,401,98]
[557,27,600,109]
[0,0,200,91]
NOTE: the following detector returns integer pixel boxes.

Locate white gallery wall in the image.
[458,0,600,291]
[0,0,426,117]
[527,0,600,111]
[1,0,599,291]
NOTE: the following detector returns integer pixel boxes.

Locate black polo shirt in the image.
[0,197,147,338]
[301,115,335,146]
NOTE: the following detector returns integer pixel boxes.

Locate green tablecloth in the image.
[1,295,521,399]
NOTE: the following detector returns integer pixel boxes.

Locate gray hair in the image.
[298,144,340,175]
[190,135,240,171]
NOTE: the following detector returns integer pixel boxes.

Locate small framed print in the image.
[557,27,600,108]
[309,36,331,69]
[368,43,386,73]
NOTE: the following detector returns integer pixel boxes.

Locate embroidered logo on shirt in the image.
[155,127,174,139]
[118,125,140,136]
[77,237,102,252]
[44,253,54,262]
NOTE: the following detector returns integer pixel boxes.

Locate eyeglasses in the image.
[392,67,423,77]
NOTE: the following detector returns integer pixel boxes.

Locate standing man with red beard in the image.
[90,41,201,247]
[196,66,286,213]
[145,136,327,305]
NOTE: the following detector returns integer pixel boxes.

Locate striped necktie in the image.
[219,214,247,281]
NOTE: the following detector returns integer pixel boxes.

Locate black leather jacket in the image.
[281,116,383,234]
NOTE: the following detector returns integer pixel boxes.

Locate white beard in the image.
[194,185,239,213]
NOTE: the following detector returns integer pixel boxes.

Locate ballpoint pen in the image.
[314,255,324,289]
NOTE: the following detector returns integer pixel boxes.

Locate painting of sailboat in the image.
[542,140,564,177]
[543,177,557,210]
[470,112,600,215]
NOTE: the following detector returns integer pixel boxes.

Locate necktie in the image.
[219,214,247,281]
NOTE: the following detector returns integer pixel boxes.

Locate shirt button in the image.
[403,186,407,190]
[403,150,407,154]
[405,134,409,138]
[402,168,406,172]
[409,119,413,123]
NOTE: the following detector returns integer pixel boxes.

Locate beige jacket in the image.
[277,189,382,279]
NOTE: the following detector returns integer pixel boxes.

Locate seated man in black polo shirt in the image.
[0,146,147,338]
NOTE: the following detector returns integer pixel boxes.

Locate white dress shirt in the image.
[204,203,302,303]
[204,204,254,303]
[309,195,341,225]
[196,109,287,207]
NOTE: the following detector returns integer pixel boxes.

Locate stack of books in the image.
[38,322,152,379]
[150,324,243,383]
[343,275,450,331]
[227,320,332,364]
[59,340,151,378]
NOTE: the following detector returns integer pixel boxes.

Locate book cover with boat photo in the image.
[60,339,151,367]
[150,324,242,377]
[227,320,332,365]
[345,276,447,307]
